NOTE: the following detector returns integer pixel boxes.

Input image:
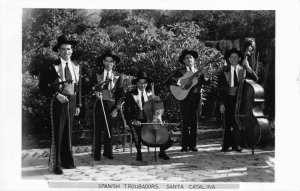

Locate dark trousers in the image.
[49,94,76,170]
[93,99,114,160]
[180,92,200,148]
[222,95,240,149]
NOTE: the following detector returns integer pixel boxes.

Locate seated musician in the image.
[218,48,258,152]
[166,49,210,152]
[123,72,173,161]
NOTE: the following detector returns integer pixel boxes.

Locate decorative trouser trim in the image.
[92,100,97,158]
[48,97,56,172]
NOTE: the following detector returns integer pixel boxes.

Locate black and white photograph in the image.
[1,0,300,190]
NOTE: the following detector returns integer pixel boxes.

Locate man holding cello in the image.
[123,72,173,161]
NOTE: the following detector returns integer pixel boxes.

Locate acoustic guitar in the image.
[169,69,204,100]
[170,66,223,100]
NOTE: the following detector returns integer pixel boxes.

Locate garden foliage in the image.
[22,9,274,138]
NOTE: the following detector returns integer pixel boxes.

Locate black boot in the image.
[54,166,63,175]
[62,164,76,169]
[232,146,242,153]
[181,147,188,152]
[221,148,229,152]
[136,151,143,161]
[189,147,198,152]
[158,151,170,160]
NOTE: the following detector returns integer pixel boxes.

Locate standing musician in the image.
[218,48,258,152]
[39,35,82,174]
[123,72,173,161]
[166,49,210,152]
[90,50,124,161]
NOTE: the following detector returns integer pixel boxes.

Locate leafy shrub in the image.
[22,9,273,146]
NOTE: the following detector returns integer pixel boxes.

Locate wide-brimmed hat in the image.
[131,72,153,85]
[98,49,121,64]
[224,48,243,60]
[178,49,198,65]
[52,35,77,52]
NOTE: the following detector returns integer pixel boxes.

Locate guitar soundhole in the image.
[184,84,191,90]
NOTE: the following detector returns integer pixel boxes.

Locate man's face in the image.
[183,54,195,68]
[103,56,115,71]
[228,53,241,67]
[58,44,73,61]
[137,79,148,91]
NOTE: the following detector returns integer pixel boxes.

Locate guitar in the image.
[170,49,225,100]
[170,65,225,100]
[170,69,204,100]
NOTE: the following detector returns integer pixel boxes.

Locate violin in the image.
[48,79,73,93]
[92,79,112,91]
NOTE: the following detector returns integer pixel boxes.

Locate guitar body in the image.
[170,71,198,100]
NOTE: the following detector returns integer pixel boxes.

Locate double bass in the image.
[234,46,273,155]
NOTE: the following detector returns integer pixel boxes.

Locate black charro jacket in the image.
[90,69,124,108]
[38,59,82,107]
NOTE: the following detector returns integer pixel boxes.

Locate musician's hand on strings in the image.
[56,93,69,103]
[180,78,192,86]
[219,104,225,113]
[94,91,102,99]
[111,108,118,118]
[179,84,186,90]
[201,67,211,79]
[242,58,253,73]
[132,120,141,126]
[75,107,80,116]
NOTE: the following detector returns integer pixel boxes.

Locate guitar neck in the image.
[189,68,202,79]
[151,83,155,96]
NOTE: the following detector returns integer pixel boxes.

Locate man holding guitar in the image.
[167,49,210,152]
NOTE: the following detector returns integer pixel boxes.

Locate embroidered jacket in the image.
[217,65,258,104]
[90,69,124,107]
[123,88,153,125]
[39,59,82,107]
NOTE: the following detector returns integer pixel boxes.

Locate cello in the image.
[234,46,273,155]
[140,83,177,161]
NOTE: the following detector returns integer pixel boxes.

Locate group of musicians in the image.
[39,35,258,174]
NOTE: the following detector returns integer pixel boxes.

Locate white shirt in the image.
[177,66,208,85]
[137,89,148,110]
[103,69,115,90]
[138,89,148,102]
[103,69,112,81]
[230,65,238,87]
[59,58,76,83]
[186,66,196,73]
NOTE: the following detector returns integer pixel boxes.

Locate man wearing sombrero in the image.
[90,49,124,161]
[218,48,258,152]
[167,49,210,152]
[123,72,173,161]
[39,34,82,174]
